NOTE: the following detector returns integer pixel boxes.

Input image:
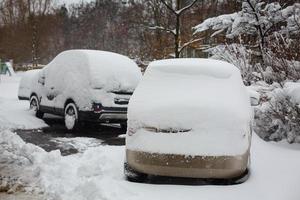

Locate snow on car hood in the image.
[127,59,252,156]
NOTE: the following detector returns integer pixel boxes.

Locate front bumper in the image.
[126,149,249,179]
[79,106,127,123]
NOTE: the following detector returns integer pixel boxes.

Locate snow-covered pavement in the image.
[1,74,300,200]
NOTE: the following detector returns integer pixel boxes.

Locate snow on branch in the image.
[193,12,238,37]
[176,0,199,15]
[160,0,199,16]
[193,1,300,38]
[148,26,176,36]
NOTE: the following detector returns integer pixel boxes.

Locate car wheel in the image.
[64,103,79,131]
[30,95,44,118]
[124,162,147,182]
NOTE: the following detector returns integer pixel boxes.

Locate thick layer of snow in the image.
[127,59,252,156]
[39,50,142,110]
[0,130,300,200]
[17,69,40,99]
[0,75,47,130]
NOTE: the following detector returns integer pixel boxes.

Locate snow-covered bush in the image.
[253,82,300,143]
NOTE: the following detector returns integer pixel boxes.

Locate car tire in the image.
[30,95,44,119]
[64,102,79,131]
[124,162,147,182]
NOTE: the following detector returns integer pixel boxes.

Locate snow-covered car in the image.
[18,69,41,100]
[24,50,142,130]
[125,59,253,182]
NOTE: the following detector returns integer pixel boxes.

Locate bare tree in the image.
[150,0,199,58]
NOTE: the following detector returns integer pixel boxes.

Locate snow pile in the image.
[0,75,47,130]
[0,130,44,193]
[37,145,127,200]
[127,59,252,156]
[0,129,130,200]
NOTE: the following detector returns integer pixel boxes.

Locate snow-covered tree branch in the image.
[194,1,300,67]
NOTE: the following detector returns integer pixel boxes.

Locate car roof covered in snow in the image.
[45,50,142,92]
[148,58,240,79]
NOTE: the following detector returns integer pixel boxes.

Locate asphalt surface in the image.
[15,116,125,156]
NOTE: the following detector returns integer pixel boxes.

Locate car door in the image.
[39,70,57,113]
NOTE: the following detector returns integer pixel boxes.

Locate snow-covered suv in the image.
[22,50,142,130]
[125,59,252,182]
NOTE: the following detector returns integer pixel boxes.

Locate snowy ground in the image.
[1,74,300,200]
[0,74,47,131]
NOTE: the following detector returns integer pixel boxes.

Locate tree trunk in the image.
[175,15,180,58]
[174,0,181,58]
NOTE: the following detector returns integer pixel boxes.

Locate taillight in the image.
[127,127,136,136]
[93,104,102,113]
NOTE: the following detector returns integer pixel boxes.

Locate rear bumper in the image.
[126,149,249,179]
[79,107,127,123]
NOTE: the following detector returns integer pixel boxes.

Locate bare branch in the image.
[179,38,203,53]
[176,0,199,15]
[160,0,177,15]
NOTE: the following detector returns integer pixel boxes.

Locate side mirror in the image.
[247,87,260,106]
[250,97,259,106]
